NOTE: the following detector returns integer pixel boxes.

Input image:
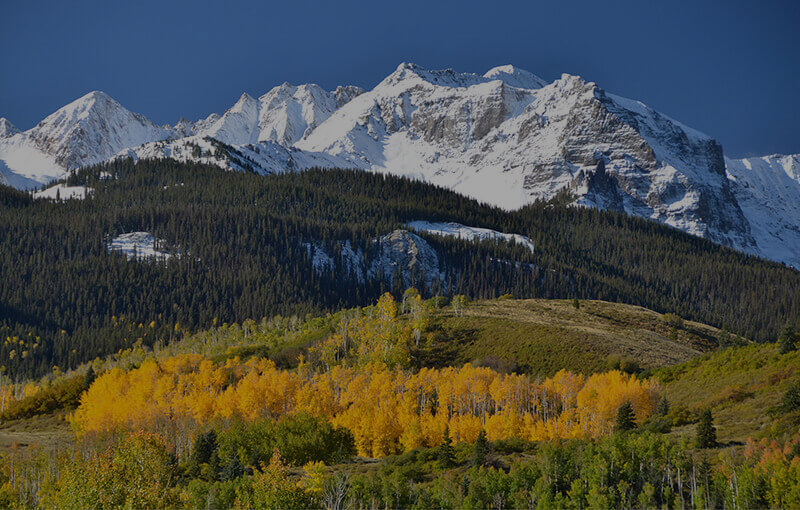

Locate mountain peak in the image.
[381,62,491,89]
[237,92,257,103]
[0,117,20,138]
[483,65,547,89]
[81,90,113,101]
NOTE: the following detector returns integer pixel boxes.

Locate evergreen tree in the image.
[656,397,670,417]
[189,430,219,479]
[472,430,488,467]
[572,298,580,310]
[779,323,797,354]
[615,401,636,432]
[221,454,245,481]
[782,381,800,413]
[83,366,96,391]
[437,427,455,468]
[695,409,717,448]
[717,329,732,349]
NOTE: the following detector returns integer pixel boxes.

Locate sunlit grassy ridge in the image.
[655,343,800,443]
[420,298,720,375]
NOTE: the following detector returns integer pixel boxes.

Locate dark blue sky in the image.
[1,0,797,157]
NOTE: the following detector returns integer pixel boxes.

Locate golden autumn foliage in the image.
[71,352,659,457]
[308,293,414,369]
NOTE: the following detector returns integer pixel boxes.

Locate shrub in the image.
[663,313,684,329]
[1,374,86,420]
[217,414,355,469]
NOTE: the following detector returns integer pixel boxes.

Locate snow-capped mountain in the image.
[114,135,352,175]
[296,63,754,252]
[0,91,173,188]
[0,83,364,188]
[1,62,797,267]
[172,83,364,147]
[0,118,20,138]
[725,154,800,267]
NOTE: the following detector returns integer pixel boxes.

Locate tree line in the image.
[0,158,798,378]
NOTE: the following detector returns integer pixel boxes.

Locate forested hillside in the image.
[1,159,798,378]
[1,294,799,509]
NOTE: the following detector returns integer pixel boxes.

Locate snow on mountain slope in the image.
[407,220,535,253]
[0,83,363,189]
[726,154,800,267]
[193,83,364,146]
[116,135,352,175]
[0,118,20,138]
[0,91,174,188]
[24,91,174,169]
[297,63,754,252]
[34,183,90,200]
[483,65,547,89]
[108,232,172,261]
[0,139,63,188]
[3,62,796,268]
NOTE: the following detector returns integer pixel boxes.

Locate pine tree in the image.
[779,323,797,354]
[437,427,455,468]
[782,381,800,413]
[83,366,96,391]
[472,430,488,467]
[572,298,580,310]
[656,397,670,417]
[189,430,219,478]
[615,401,636,432]
[695,410,717,448]
[221,454,245,481]
[717,329,732,349]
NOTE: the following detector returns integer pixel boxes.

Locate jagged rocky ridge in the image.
[1,63,797,267]
[304,230,445,289]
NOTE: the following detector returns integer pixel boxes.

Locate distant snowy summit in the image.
[0,63,797,268]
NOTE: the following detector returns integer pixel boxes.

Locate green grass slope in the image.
[418,298,722,376]
[655,343,800,444]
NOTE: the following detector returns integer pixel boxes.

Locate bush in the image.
[663,313,684,329]
[217,414,355,469]
[1,374,86,420]
[668,406,695,427]
[492,437,534,454]
[181,478,245,509]
[779,323,797,354]
[644,416,672,434]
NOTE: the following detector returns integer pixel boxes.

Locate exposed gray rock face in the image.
[368,230,442,287]
[334,85,365,108]
[301,230,443,288]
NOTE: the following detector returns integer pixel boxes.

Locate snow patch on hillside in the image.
[108,232,172,261]
[34,184,90,200]
[408,221,535,253]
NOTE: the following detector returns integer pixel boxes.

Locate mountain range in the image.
[1,63,798,267]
